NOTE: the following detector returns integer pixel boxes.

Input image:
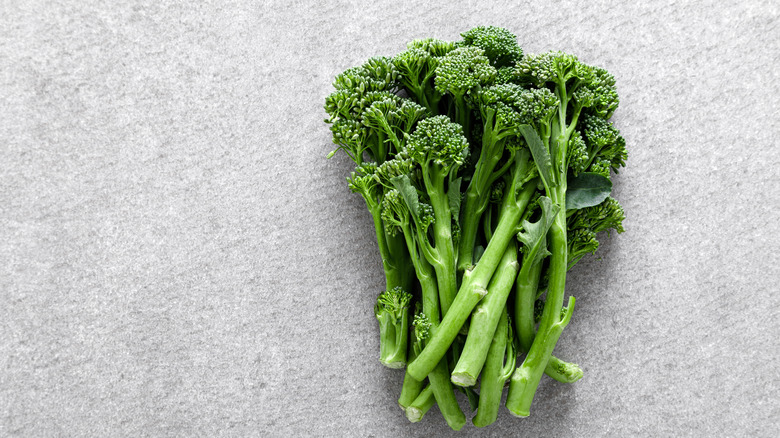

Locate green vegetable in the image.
[374,287,412,368]
[325,26,627,430]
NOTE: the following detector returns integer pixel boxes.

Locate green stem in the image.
[385,230,413,292]
[406,384,435,422]
[406,177,537,382]
[451,241,518,386]
[398,220,464,430]
[515,254,543,352]
[506,200,573,417]
[425,166,457,316]
[454,93,470,138]
[457,121,503,274]
[398,325,424,410]
[429,358,466,430]
[472,308,510,428]
[514,257,583,383]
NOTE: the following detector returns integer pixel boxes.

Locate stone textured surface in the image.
[2,0,779,436]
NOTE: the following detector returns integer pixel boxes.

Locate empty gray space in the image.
[2,0,778,436]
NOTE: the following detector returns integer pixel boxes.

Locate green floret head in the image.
[375,287,413,368]
[407,38,457,56]
[375,286,413,320]
[515,87,560,129]
[489,180,505,204]
[577,66,619,119]
[568,196,625,234]
[347,162,380,206]
[413,312,432,342]
[324,88,361,123]
[374,155,415,188]
[396,100,429,130]
[394,47,431,76]
[361,94,404,131]
[567,130,588,175]
[479,83,526,132]
[411,311,432,356]
[417,202,436,232]
[566,196,625,268]
[407,115,469,170]
[586,196,626,234]
[434,46,497,98]
[327,118,368,163]
[461,25,523,67]
[567,228,599,268]
[514,51,582,86]
[589,158,611,178]
[334,57,400,94]
[581,115,627,172]
[381,189,408,237]
[392,48,441,106]
[494,66,518,85]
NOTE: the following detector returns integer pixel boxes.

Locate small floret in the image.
[514,51,581,87]
[375,287,414,368]
[407,115,469,170]
[435,47,496,98]
[408,38,457,57]
[461,26,523,67]
[567,196,625,268]
[413,312,432,343]
[567,131,588,175]
[334,56,400,94]
[581,115,627,172]
[347,162,381,208]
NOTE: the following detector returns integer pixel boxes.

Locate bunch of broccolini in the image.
[324,26,626,430]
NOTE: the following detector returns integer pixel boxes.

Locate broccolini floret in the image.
[375,287,413,368]
[461,25,523,68]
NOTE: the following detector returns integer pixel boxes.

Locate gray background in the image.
[2,0,779,436]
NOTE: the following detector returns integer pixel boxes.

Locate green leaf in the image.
[448,177,462,224]
[566,172,613,210]
[518,124,554,189]
[391,174,420,219]
[517,196,559,267]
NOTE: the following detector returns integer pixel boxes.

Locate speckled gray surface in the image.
[2,0,779,436]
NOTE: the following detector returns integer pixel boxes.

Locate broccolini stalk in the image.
[458,84,533,275]
[405,116,469,316]
[406,147,538,382]
[514,255,543,353]
[513,196,559,352]
[397,309,428,410]
[374,287,413,368]
[472,308,516,428]
[347,165,413,294]
[515,258,584,384]
[507,51,621,417]
[451,241,519,387]
[382,185,465,430]
[397,352,425,410]
[406,384,435,423]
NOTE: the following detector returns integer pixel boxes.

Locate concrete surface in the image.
[2,0,779,436]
